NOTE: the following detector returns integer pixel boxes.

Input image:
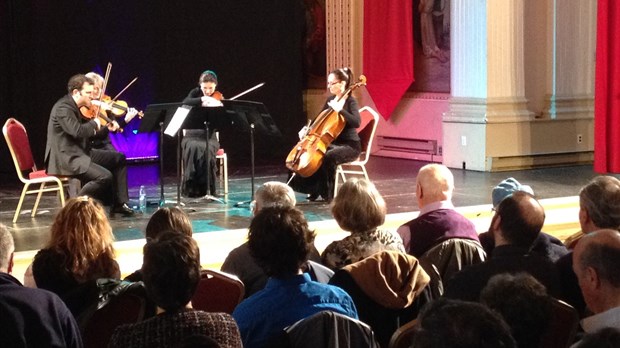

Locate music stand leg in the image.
[235,124,256,208]
[157,123,182,207]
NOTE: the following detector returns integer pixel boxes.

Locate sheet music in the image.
[164,105,192,136]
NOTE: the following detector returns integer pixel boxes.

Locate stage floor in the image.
[0,156,600,253]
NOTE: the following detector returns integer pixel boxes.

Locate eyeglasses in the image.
[327,80,341,86]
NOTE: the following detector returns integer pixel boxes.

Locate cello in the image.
[286,75,366,177]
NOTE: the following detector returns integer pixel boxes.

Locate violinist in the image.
[181,70,223,197]
[289,67,361,202]
[45,74,135,216]
[86,72,139,151]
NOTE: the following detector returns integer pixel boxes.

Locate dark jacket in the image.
[45,94,98,175]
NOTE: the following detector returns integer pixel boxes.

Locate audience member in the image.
[328,250,431,347]
[479,177,569,262]
[232,206,358,348]
[125,207,193,282]
[0,224,83,347]
[321,178,404,270]
[23,196,120,320]
[564,176,620,249]
[221,181,328,297]
[480,272,552,348]
[396,164,478,258]
[411,298,516,348]
[557,176,620,317]
[444,191,562,301]
[109,232,242,347]
[572,229,620,334]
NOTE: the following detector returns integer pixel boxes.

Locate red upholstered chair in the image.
[3,118,71,223]
[388,318,419,348]
[334,106,380,196]
[191,269,244,314]
[538,298,579,348]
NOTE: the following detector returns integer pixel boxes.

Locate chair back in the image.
[538,298,579,348]
[356,106,379,164]
[275,310,380,348]
[419,238,486,299]
[3,118,37,179]
[82,289,149,348]
[388,318,418,348]
[191,269,245,313]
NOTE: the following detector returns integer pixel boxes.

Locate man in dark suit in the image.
[443,191,562,302]
[45,74,134,216]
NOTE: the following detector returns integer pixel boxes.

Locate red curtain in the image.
[594,0,620,173]
[363,0,414,120]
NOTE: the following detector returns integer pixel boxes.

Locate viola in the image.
[286,75,367,177]
[93,95,144,119]
[79,103,115,126]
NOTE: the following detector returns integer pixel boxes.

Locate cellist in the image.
[289,67,361,202]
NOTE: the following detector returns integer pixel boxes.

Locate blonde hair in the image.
[255,181,296,211]
[47,196,116,282]
[331,178,386,233]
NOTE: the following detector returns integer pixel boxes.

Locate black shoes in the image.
[111,203,136,217]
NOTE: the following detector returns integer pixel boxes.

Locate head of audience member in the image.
[47,196,116,282]
[248,206,316,278]
[253,181,296,216]
[572,229,620,314]
[415,164,454,208]
[490,191,545,249]
[574,327,620,348]
[0,224,15,273]
[145,207,193,241]
[142,231,201,312]
[480,273,552,348]
[492,177,534,208]
[578,176,620,233]
[412,298,516,348]
[331,178,386,233]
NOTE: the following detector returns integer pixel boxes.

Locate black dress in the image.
[289,95,361,201]
[181,87,220,196]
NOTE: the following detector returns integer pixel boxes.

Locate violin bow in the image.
[229,82,265,100]
[111,77,138,101]
[93,62,113,117]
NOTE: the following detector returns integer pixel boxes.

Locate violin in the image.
[286,75,367,177]
[79,102,115,126]
[93,95,144,119]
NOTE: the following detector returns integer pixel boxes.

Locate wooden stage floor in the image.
[0,156,603,282]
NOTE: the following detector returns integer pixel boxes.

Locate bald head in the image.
[573,229,620,313]
[574,229,620,287]
[493,191,545,248]
[416,164,454,206]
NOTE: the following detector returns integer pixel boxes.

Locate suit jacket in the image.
[45,94,98,176]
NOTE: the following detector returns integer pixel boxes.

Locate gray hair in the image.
[579,176,620,230]
[0,224,15,271]
[255,181,296,211]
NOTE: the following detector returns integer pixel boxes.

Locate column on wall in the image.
[443,0,534,171]
[325,0,363,75]
[543,0,596,120]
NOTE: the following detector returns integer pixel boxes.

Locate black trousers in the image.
[289,140,361,201]
[79,148,129,206]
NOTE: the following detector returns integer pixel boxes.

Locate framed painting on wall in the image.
[410,0,451,93]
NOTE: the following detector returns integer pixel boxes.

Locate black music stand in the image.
[221,99,281,208]
[181,106,231,204]
[140,102,187,207]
